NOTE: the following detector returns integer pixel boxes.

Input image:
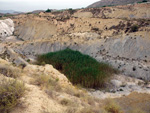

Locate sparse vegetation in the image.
[37,49,117,88]
[0,79,25,113]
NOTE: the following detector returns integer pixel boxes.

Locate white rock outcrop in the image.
[0,18,14,39]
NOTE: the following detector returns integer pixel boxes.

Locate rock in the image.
[111,79,122,87]
[0,44,5,54]
[0,19,14,40]
[6,47,29,66]
[146,84,150,88]
[24,64,71,86]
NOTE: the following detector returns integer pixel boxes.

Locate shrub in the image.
[0,65,21,78]
[92,27,99,31]
[32,74,62,92]
[142,0,147,2]
[32,74,50,87]
[104,99,123,113]
[130,24,139,32]
[27,59,30,62]
[68,8,76,14]
[37,49,117,88]
[60,98,72,106]
[45,9,51,13]
[0,79,25,113]
[27,12,32,14]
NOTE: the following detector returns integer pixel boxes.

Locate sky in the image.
[0,0,99,12]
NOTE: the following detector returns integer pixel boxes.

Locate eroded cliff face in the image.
[12,34,150,80]
[1,3,150,81]
[0,19,14,40]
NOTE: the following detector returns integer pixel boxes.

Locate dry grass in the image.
[31,74,63,100]
[31,74,51,87]
[60,98,73,106]
[0,78,25,113]
[114,92,150,113]
[130,108,146,113]
[65,107,78,113]
[78,107,103,113]
[0,64,22,78]
[104,99,123,113]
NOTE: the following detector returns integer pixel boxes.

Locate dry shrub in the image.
[104,99,123,113]
[32,74,61,90]
[63,86,83,97]
[32,74,63,99]
[32,74,51,87]
[0,79,25,113]
[60,98,73,106]
[0,64,21,78]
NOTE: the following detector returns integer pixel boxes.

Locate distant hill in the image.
[88,0,150,8]
[30,10,45,14]
[0,10,23,14]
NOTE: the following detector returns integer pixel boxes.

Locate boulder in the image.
[111,79,122,88]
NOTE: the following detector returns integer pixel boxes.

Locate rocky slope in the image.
[4,3,149,81]
[88,0,150,8]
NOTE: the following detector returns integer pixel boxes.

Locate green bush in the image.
[0,79,25,113]
[37,49,117,88]
[45,9,51,13]
[142,0,147,2]
[130,24,139,32]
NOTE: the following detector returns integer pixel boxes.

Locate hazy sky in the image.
[0,0,99,12]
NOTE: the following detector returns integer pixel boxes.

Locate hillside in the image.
[0,3,150,113]
[88,0,150,8]
[0,10,22,14]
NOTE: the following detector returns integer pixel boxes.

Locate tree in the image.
[142,0,147,2]
[45,9,51,13]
